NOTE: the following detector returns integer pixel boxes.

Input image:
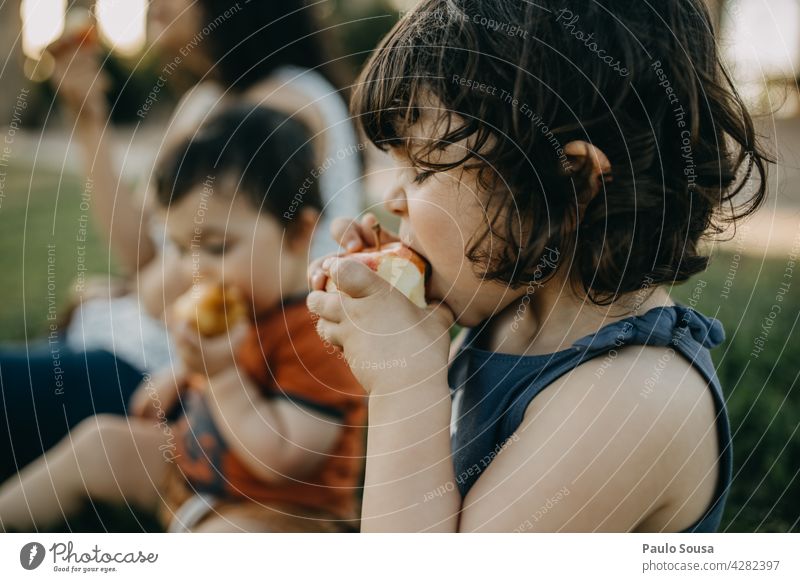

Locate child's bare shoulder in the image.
[531,344,717,445]
[516,344,719,529]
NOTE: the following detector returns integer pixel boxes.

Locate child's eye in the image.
[203,241,227,255]
[413,170,435,185]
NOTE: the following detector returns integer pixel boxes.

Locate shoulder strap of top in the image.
[498,305,728,449]
[572,304,726,354]
[546,305,728,415]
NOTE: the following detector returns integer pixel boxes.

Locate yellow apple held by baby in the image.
[325,242,430,308]
[173,283,248,337]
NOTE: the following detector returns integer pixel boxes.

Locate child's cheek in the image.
[411,187,457,250]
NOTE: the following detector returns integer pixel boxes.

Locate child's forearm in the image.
[203,368,289,480]
[74,119,156,274]
[203,369,329,483]
[361,381,461,532]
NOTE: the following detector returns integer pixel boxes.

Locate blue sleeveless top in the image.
[448,304,731,532]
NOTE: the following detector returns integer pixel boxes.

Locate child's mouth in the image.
[402,241,436,303]
[395,229,441,306]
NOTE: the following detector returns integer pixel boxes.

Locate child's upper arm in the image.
[458,346,718,532]
[232,307,366,482]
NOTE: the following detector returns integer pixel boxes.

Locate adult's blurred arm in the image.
[49,35,156,275]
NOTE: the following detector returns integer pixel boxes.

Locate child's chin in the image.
[440,300,480,328]
[453,313,483,328]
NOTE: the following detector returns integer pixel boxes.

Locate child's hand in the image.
[307,256,454,395]
[49,33,109,123]
[308,213,400,291]
[172,319,250,378]
[129,367,187,419]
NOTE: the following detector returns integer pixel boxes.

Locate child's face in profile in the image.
[163,178,310,315]
[383,112,528,328]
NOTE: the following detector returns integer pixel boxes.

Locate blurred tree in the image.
[327,0,399,76]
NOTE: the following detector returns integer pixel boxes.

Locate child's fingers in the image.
[176,320,202,348]
[175,341,202,372]
[325,257,391,299]
[329,214,400,252]
[308,255,326,279]
[330,217,368,252]
[310,268,328,291]
[308,253,339,290]
[225,319,251,349]
[314,317,342,348]
[306,290,344,323]
[360,213,400,247]
[359,213,380,248]
[195,325,244,356]
[173,323,205,372]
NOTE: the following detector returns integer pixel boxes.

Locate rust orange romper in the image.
[159,294,367,532]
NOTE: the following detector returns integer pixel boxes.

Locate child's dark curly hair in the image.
[154,104,321,231]
[353,0,771,304]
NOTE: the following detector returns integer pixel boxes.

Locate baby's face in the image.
[162,178,308,316]
[381,115,527,327]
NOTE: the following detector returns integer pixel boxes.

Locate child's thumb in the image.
[327,257,390,298]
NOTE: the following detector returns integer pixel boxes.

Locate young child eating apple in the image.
[0,105,366,533]
[308,0,770,532]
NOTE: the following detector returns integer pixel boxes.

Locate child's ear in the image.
[563,141,612,202]
[287,207,320,252]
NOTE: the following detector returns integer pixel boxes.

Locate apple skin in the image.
[173,283,248,337]
[325,242,429,308]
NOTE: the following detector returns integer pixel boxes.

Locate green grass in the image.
[671,250,799,532]
[0,163,116,342]
[0,164,796,532]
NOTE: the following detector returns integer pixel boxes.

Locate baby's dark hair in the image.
[354,0,771,304]
[155,104,321,232]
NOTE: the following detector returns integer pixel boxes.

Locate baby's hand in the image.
[129,366,187,419]
[308,213,400,291]
[173,319,250,378]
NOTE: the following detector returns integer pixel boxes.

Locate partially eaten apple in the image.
[325,241,430,308]
[173,283,248,337]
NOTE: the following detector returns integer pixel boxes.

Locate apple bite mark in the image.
[325,223,430,308]
[173,283,248,337]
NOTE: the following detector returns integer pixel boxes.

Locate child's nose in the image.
[383,179,408,218]
[180,252,219,284]
[197,258,221,283]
